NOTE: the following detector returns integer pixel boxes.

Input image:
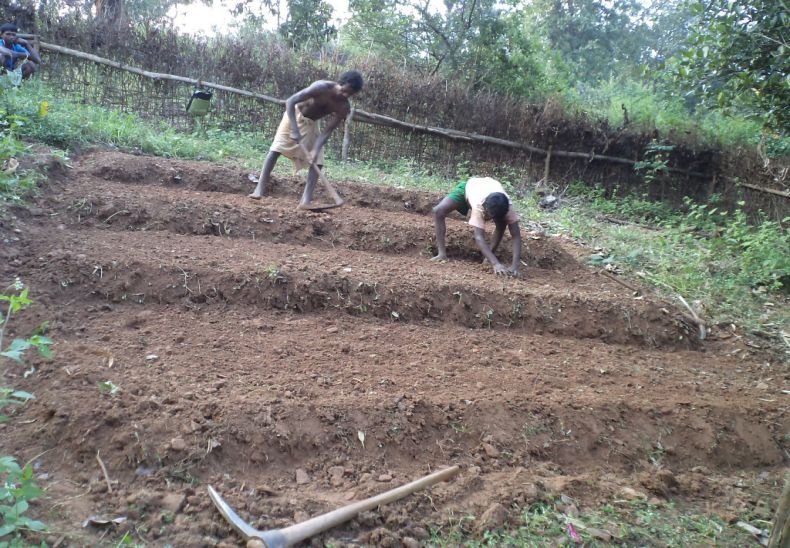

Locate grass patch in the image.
[4,80,266,166]
[430,497,756,547]
[526,191,788,335]
[0,90,46,204]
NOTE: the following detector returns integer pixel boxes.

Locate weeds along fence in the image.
[26,20,790,219]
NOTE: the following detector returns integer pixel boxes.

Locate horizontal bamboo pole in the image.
[738,181,790,199]
[39,40,714,180]
[39,41,285,106]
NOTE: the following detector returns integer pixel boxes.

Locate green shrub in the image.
[0,104,41,204]
[679,201,789,291]
[569,182,675,224]
[1,280,50,545]
[0,456,46,544]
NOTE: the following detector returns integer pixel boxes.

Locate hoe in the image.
[208,465,459,547]
[249,142,344,211]
[296,142,345,211]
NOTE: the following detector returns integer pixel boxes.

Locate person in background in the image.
[0,23,41,80]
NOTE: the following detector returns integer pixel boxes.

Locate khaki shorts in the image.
[269,109,324,172]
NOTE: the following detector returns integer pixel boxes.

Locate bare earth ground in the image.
[0,150,787,547]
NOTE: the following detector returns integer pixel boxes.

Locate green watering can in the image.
[186,89,212,116]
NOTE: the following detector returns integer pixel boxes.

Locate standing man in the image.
[249,70,363,209]
[431,176,522,276]
[0,23,41,80]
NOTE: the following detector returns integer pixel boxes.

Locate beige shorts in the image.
[269,109,324,172]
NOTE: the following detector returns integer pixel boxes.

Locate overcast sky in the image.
[169,0,352,35]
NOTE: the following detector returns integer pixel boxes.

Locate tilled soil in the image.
[1,150,787,547]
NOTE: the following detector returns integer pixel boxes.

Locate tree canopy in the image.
[3,0,786,136]
[670,0,789,133]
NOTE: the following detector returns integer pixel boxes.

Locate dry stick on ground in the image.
[95,450,113,493]
[737,181,790,199]
[676,294,707,340]
[598,270,641,294]
[597,270,707,340]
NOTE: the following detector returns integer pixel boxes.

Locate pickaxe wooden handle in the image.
[208,465,460,547]
[298,142,344,207]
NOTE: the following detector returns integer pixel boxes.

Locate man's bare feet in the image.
[248,192,262,200]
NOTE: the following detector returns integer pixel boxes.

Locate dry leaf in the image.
[206,437,221,454]
[3,158,19,174]
[82,516,127,528]
[357,430,365,449]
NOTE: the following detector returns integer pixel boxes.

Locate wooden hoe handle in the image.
[297,142,344,205]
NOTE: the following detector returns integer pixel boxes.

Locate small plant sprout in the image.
[264,264,286,283]
[98,381,121,396]
[634,141,674,185]
[1,280,52,422]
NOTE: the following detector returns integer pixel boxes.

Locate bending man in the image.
[432,176,522,276]
[249,70,363,208]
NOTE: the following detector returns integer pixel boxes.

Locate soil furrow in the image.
[11,226,698,349]
[78,150,445,215]
[5,306,783,488]
[0,150,784,547]
[51,174,574,268]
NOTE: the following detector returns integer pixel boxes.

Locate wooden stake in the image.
[543,146,552,184]
[706,174,718,197]
[342,107,354,162]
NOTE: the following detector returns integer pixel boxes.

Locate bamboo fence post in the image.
[342,107,354,162]
[543,145,553,183]
[707,174,718,198]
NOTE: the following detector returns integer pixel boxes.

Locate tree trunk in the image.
[94,0,129,31]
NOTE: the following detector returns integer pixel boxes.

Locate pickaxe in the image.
[295,142,345,211]
[207,465,459,547]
